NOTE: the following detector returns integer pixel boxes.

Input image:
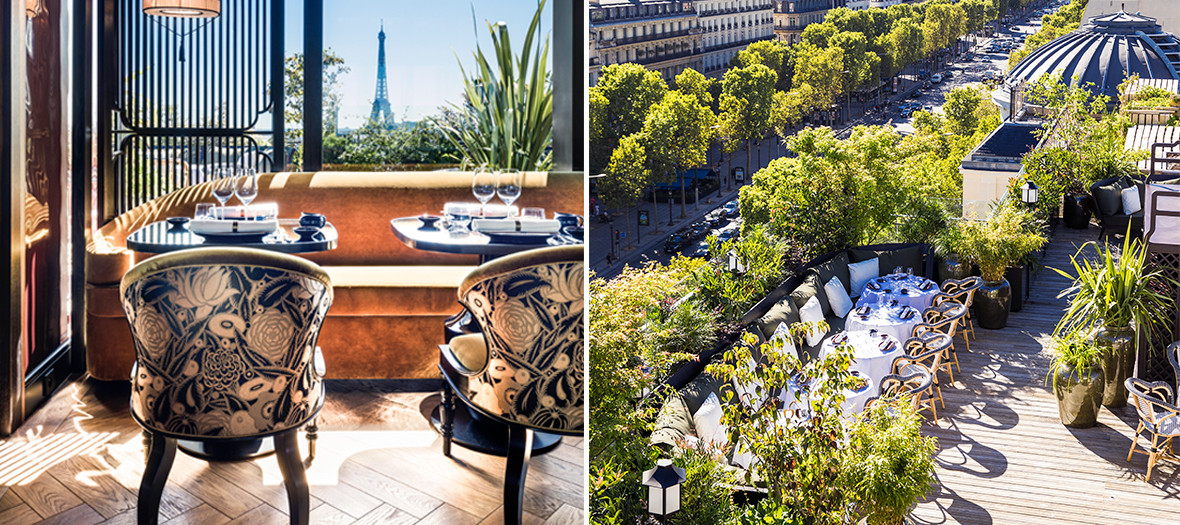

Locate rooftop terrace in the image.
[912,224,1180,524]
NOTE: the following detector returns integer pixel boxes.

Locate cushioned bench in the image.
[85,171,582,380]
[651,243,932,473]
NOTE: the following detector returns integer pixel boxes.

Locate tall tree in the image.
[602,133,651,248]
[674,68,715,108]
[588,63,668,173]
[883,18,923,79]
[643,91,717,218]
[284,50,350,167]
[943,85,984,135]
[792,43,844,116]
[720,64,777,183]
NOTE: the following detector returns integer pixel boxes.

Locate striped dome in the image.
[1008,12,1180,101]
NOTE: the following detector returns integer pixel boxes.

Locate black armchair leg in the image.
[441,383,455,458]
[503,425,534,525]
[138,431,177,525]
[275,430,311,525]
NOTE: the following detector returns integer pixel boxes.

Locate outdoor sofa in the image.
[648,243,933,475]
[1089,173,1180,238]
[85,171,582,381]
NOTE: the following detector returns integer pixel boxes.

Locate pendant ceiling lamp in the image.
[143,0,220,18]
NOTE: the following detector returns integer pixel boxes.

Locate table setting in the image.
[394,167,583,259]
[845,301,923,342]
[125,166,338,254]
[857,271,941,310]
[821,330,903,389]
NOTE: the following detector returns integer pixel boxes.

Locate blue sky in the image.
[286,0,550,127]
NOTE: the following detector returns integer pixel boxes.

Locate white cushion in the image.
[731,438,757,470]
[732,357,765,410]
[693,392,728,450]
[798,295,826,347]
[824,275,854,318]
[770,322,801,361]
[849,257,879,298]
[1122,186,1142,215]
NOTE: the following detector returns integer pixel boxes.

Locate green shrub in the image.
[844,396,938,525]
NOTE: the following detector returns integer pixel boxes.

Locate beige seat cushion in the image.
[323,266,475,316]
[447,333,489,374]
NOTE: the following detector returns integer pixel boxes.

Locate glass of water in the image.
[444,202,473,234]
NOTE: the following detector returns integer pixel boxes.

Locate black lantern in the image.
[1021,180,1039,206]
[641,459,686,521]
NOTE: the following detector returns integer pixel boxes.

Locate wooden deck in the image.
[912,224,1180,524]
[0,380,584,525]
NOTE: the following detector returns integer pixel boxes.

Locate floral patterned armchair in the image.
[120,247,333,525]
[437,245,583,525]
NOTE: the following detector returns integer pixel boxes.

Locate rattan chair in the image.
[1126,377,1180,482]
[896,333,954,413]
[121,247,333,525]
[437,245,584,525]
[934,275,982,348]
[913,302,967,385]
[866,369,935,418]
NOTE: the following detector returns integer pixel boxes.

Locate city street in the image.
[590,7,1049,281]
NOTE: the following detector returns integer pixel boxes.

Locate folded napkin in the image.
[919,281,934,291]
[472,218,561,233]
[832,332,849,344]
[879,340,897,352]
[211,204,277,221]
[190,218,278,235]
[899,307,915,320]
[867,281,881,291]
[856,305,871,316]
[883,288,893,294]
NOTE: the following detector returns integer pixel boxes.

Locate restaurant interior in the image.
[1,1,585,524]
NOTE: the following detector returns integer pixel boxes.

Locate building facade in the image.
[695,0,776,77]
[588,0,775,85]
[847,0,902,10]
[589,0,705,85]
[773,0,844,45]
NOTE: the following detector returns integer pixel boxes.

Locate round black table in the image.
[127,219,338,254]
[390,215,581,458]
[126,218,337,461]
[389,216,565,263]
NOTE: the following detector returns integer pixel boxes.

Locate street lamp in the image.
[1020,180,1039,207]
[641,459,686,522]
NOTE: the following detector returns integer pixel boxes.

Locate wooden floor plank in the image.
[9,472,83,518]
[158,503,230,525]
[33,503,104,525]
[412,503,483,525]
[0,503,43,525]
[352,503,418,525]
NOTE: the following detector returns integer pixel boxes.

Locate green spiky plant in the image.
[440,1,553,171]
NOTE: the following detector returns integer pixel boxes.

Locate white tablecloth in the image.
[845,303,922,343]
[780,375,875,418]
[857,273,940,310]
[821,330,904,387]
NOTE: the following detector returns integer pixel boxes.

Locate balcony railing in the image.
[597,28,695,48]
[698,3,774,17]
[706,35,773,52]
[636,49,697,66]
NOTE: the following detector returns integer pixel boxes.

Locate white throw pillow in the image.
[770,322,801,361]
[731,438,757,470]
[732,357,764,409]
[1122,186,1142,215]
[824,275,854,318]
[798,295,826,347]
[849,257,879,298]
[693,392,729,450]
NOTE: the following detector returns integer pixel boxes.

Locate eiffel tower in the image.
[370,21,394,128]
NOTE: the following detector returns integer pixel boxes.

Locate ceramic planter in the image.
[1062,193,1091,229]
[975,279,1011,329]
[1053,362,1104,428]
[1094,325,1136,408]
[1005,265,1027,313]
[936,255,973,283]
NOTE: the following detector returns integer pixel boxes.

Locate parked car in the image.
[705,209,725,228]
[931,73,943,83]
[723,199,739,218]
[684,240,711,259]
[717,227,739,244]
[664,232,687,253]
[688,221,710,239]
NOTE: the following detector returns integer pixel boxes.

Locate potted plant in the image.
[1046,335,1104,428]
[844,395,938,525]
[932,222,972,282]
[958,206,1047,329]
[1052,230,1176,407]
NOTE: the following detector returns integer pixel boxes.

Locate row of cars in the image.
[899,101,934,118]
[663,199,740,257]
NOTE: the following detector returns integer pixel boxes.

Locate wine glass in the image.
[472,167,496,217]
[234,166,259,207]
[212,167,236,212]
[496,170,522,213]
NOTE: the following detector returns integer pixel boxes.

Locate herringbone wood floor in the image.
[0,379,585,524]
